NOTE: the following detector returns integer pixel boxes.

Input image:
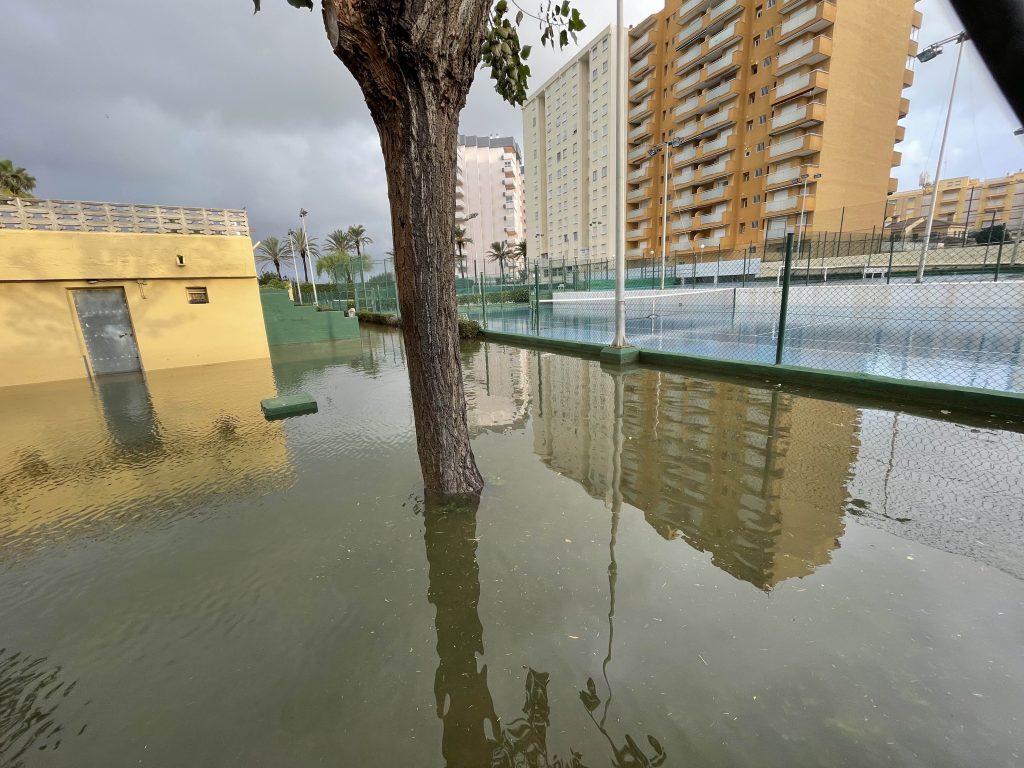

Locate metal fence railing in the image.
[473,231,1024,394]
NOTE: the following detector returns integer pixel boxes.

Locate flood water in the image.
[2,328,1023,767]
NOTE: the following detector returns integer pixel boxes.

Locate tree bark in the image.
[322,0,487,498]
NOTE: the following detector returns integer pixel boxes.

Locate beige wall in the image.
[0,229,269,387]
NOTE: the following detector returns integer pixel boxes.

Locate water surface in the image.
[2,328,1022,767]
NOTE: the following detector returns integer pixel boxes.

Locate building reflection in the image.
[422,497,666,768]
[460,341,533,435]
[0,357,291,558]
[531,356,859,591]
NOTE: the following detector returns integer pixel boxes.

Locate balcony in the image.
[675,17,704,49]
[692,207,728,230]
[888,177,899,195]
[626,218,648,234]
[779,1,836,44]
[626,246,647,257]
[672,215,694,233]
[766,193,813,214]
[765,164,814,189]
[701,77,739,110]
[627,206,650,222]
[674,69,702,97]
[672,145,698,166]
[627,185,650,202]
[775,34,832,77]
[703,19,745,58]
[630,31,655,58]
[678,0,713,24]
[697,185,730,206]
[772,69,829,104]
[769,133,823,160]
[629,78,654,100]
[892,150,902,168]
[673,191,696,210]
[671,238,694,253]
[679,119,701,139]
[629,164,653,182]
[895,124,906,144]
[675,46,702,74]
[707,0,743,26]
[629,98,654,121]
[630,55,654,80]
[628,145,649,163]
[899,96,910,118]
[628,122,653,144]
[699,129,734,159]
[673,170,696,187]
[769,100,826,133]
[703,47,743,81]
[780,0,808,10]
[673,95,701,122]
[695,156,733,183]
[903,67,915,88]
[700,107,738,134]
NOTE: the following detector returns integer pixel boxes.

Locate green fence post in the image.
[479,264,487,328]
[534,264,540,335]
[775,233,795,366]
[994,229,1006,282]
[886,234,895,285]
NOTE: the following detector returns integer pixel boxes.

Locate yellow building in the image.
[0,197,270,387]
[624,0,920,262]
[888,172,1024,238]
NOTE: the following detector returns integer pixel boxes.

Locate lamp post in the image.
[299,208,318,306]
[915,31,968,283]
[648,137,686,290]
[455,211,478,280]
[794,172,821,261]
[612,0,628,348]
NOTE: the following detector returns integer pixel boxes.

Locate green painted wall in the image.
[259,290,359,345]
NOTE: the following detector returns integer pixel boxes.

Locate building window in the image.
[759,114,767,124]
[756,142,765,151]
[186,287,209,304]
[755,5,763,17]
[751,220,759,229]
[751,63,758,75]
[740,223,747,233]
[760,86,770,96]
[753,194,761,203]
[767,0,776,6]
[746,120,754,132]
[753,35,760,47]
[741,197,749,208]
[765,27,774,39]
[755,168,763,177]
[742,172,750,182]
[748,92,756,104]
[763,57,772,68]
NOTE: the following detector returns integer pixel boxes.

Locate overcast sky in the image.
[3,0,1021,276]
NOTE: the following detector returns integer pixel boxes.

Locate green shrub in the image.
[259,274,290,290]
[458,316,482,339]
[356,311,401,327]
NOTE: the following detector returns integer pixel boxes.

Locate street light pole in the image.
[916,31,968,283]
[794,172,821,260]
[653,138,684,290]
[287,230,304,305]
[612,0,628,347]
[299,208,318,306]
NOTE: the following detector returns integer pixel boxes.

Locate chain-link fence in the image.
[476,230,1024,394]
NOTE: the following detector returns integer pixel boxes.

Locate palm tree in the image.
[487,241,514,285]
[324,229,373,307]
[0,160,37,198]
[346,224,374,263]
[255,236,286,279]
[286,229,320,284]
[515,239,528,283]
[455,225,473,280]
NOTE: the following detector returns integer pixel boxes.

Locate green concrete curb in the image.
[261,393,318,420]
[599,345,641,365]
[479,329,1024,420]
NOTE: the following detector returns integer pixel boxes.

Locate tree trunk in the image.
[322,0,487,498]
[274,259,282,279]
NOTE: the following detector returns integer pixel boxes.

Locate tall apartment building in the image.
[624,0,921,263]
[455,135,526,278]
[523,26,621,265]
[888,172,1024,237]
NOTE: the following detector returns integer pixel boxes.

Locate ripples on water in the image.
[1,328,1023,767]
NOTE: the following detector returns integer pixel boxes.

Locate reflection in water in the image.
[528,355,856,591]
[423,498,666,767]
[0,358,291,560]
[0,649,79,767]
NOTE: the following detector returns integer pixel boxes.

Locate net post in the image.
[886,233,895,285]
[533,264,540,334]
[479,261,487,328]
[775,233,795,366]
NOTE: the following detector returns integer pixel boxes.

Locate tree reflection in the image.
[423,496,666,768]
[0,649,79,767]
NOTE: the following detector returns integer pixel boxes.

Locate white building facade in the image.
[522,25,620,267]
[455,135,526,280]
